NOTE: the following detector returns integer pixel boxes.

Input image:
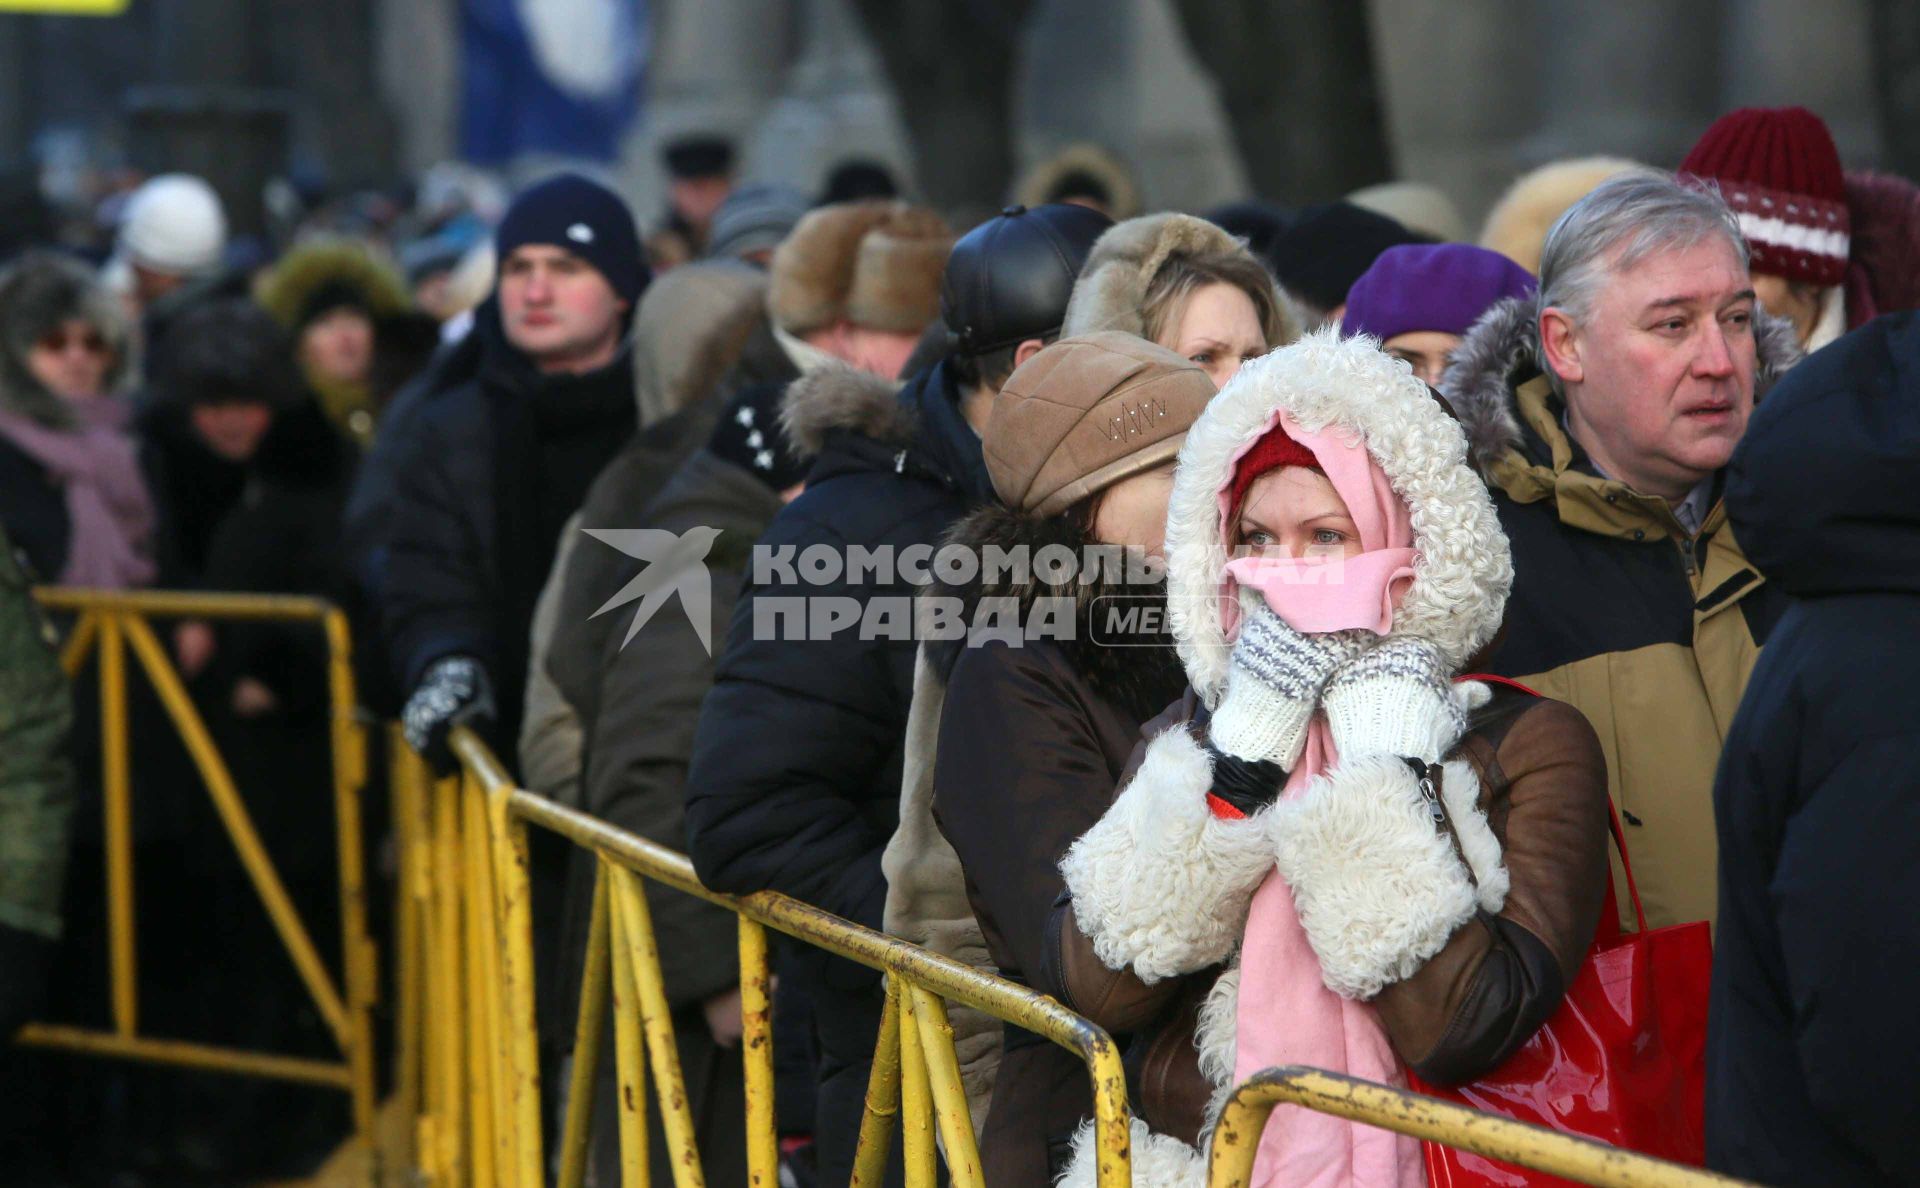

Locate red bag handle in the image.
[1458,674,1649,934]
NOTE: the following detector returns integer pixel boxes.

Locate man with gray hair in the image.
[1442,172,1800,932]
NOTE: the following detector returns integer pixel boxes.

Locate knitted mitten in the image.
[1209,596,1371,768]
[1320,635,1466,762]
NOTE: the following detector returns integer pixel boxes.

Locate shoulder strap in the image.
[1457,673,1649,934]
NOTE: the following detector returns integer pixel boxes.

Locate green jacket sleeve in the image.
[0,534,75,939]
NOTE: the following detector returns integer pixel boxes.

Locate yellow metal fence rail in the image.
[409,725,1750,1188]
[390,726,1131,1188]
[13,588,380,1180]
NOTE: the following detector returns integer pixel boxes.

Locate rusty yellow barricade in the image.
[1208,1068,1751,1187]
[405,724,1750,1188]
[13,588,380,1176]
[391,726,1130,1188]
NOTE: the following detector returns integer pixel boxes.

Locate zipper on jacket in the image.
[1405,758,1476,890]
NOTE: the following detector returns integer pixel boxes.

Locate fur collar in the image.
[925,503,1186,724]
[779,361,917,458]
[1441,295,1804,476]
[1165,328,1512,706]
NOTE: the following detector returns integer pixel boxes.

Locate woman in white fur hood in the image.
[1050,330,1611,1186]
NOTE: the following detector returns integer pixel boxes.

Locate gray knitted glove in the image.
[1321,636,1466,763]
[1209,597,1372,767]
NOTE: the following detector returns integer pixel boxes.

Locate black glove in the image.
[401,655,496,776]
[0,923,54,1040]
[1204,741,1288,817]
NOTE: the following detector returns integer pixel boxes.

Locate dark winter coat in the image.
[1707,312,1920,1186]
[342,316,479,608]
[562,449,782,1188]
[542,318,795,732]
[380,305,636,759]
[140,396,356,594]
[1441,297,1799,930]
[517,269,778,806]
[927,506,1186,1184]
[683,357,996,1186]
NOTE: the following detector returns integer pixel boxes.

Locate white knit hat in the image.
[118,174,227,277]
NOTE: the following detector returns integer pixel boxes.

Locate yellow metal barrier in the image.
[413,725,1753,1188]
[1207,1067,1752,1187]
[391,726,1132,1188]
[14,588,380,1181]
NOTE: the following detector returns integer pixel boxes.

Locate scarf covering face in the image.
[1224,412,1425,1188]
[0,394,154,588]
[1219,411,1416,636]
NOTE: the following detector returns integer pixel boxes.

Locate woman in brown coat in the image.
[944,330,1610,1185]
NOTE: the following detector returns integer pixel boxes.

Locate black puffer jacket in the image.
[380,307,635,758]
[683,358,995,1187]
[1708,312,1920,1186]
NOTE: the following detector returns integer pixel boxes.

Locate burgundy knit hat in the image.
[1679,106,1850,287]
[1225,422,1320,526]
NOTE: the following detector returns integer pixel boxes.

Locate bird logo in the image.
[581,525,724,655]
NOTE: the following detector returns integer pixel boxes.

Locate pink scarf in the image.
[0,396,155,588]
[1223,413,1426,1188]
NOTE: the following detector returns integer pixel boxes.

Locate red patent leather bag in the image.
[1408,677,1714,1186]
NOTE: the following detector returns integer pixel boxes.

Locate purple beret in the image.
[1341,243,1537,343]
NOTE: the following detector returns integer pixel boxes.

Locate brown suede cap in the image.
[984,331,1214,517]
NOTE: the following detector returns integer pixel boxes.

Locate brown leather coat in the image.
[929,508,1188,1184]
[1048,684,1609,1151]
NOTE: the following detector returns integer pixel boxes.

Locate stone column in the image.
[1367,0,1543,231]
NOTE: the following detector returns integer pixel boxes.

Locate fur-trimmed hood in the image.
[779,361,916,458]
[779,357,998,504]
[1060,212,1298,348]
[1440,295,1804,477]
[923,502,1185,723]
[0,252,136,428]
[1166,328,1512,706]
[255,236,410,330]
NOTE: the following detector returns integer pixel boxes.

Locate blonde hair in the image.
[1139,251,1287,351]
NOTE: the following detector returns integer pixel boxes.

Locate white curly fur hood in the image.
[1166,328,1513,706]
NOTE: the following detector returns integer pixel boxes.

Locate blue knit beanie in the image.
[495,173,649,306]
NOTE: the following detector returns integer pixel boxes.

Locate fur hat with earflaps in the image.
[1060,212,1298,349]
[768,200,953,337]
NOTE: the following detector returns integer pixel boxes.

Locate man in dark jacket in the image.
[683,203,1110,1183]
[1707,311,1920,1187]
[386,173,649,772]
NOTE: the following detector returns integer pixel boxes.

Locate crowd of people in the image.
[0,105,1916,1186]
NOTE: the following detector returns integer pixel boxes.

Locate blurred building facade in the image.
[0,0,1895,237]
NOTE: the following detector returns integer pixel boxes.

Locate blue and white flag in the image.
[461,0,648,164]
